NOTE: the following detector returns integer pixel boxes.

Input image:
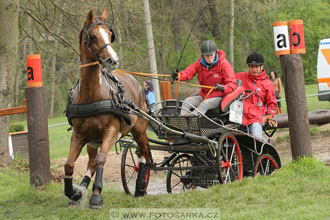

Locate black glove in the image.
[171,69,178,80]
[214,84,224,92]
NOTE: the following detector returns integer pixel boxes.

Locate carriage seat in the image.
[206,79,244,116]
[159,80,244,116]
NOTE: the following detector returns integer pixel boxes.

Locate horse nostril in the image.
[106,58,113,65]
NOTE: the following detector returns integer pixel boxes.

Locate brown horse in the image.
[64,9,150,209]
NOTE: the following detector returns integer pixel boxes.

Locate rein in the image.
[80,61,99,68]
[115,69,216,99]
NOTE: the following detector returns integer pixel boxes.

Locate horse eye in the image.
[90,35,98,41]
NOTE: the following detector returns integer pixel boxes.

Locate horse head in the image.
[79,9,119,70]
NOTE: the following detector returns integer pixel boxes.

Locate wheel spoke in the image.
[172,171,181,178]
[171,181,182,189]
[127,170,136,183]
[125,164,135,168]
[265,159,270,174]
[128,148,136,167]
[260,161,265,175]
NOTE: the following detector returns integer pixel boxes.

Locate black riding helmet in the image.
[246,52,264,66]
[201,40,217,55]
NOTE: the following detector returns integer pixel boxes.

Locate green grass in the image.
[1,157,330,219]
[280,84,330,113]
[4,84,330,219]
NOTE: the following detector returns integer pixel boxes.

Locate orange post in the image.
[27,54,43,87]
[25,54,50,186]
[160,81,172,100]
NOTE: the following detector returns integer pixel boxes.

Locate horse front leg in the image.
[89,124,120,210]
[131,121,151,197]
[64,132,86,202]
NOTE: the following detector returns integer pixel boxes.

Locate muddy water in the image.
[104,172,169,195]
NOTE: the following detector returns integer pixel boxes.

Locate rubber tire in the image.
[217,133,243,184]
[121,146,150,196]
[166,154,192,194]
[253,154,279,176]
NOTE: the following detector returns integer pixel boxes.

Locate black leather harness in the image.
[65,70,142,126]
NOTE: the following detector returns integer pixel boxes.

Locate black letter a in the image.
[27,67,34,80]
[277,34,287,48]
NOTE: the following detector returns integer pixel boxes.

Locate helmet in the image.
[201,40,217,55]
[246,52,264,66]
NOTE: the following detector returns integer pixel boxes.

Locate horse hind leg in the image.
[79,145,98,189]
[131,121,151,197]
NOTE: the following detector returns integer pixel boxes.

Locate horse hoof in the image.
[68,185,84,201]
[89,194,103,210]
[68,186,87,207]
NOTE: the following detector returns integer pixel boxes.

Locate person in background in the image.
[171,40,237,115]
[144,80,156,106]
[236,52,277,141]
[270,70,283,114]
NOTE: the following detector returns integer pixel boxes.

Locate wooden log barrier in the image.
[274,109,330,128]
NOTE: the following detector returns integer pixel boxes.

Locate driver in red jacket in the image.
[171,40,237,115]
[236,52,277,141]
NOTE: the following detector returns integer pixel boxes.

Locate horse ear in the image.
[86,10,93,23]
[101,9,108,20]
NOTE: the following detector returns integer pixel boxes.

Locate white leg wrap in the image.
[139,157,146,163]
[85,169,91,178]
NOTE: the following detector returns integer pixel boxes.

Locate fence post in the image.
[26,54,51,186]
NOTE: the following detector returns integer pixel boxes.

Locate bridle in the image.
[81,20,116,68]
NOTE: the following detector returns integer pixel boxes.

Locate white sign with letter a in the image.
[273,21,290,56]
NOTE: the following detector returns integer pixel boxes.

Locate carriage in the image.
[64,8,281,209]
[119,83,281,195]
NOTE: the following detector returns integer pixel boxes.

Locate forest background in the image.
[10,0,330,116]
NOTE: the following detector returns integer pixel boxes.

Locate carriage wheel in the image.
[121,146,150,196]
[166,154,193,194]
[253,154,279,176]
[217,134,243,184]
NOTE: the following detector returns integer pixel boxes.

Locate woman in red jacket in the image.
[236,52,277,141]
[171,40,237,115]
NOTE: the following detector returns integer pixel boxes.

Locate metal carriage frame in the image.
[119,97,281,195]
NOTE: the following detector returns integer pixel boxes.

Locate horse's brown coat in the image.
[64,9,149,197]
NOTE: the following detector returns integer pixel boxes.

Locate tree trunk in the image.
[0,0,19,165]
[143,0,160,103]
[207,0,220,40]
[171,0,181,50]
[229,0,234,66]
[280,54,312,159]
[49,1,66,117]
